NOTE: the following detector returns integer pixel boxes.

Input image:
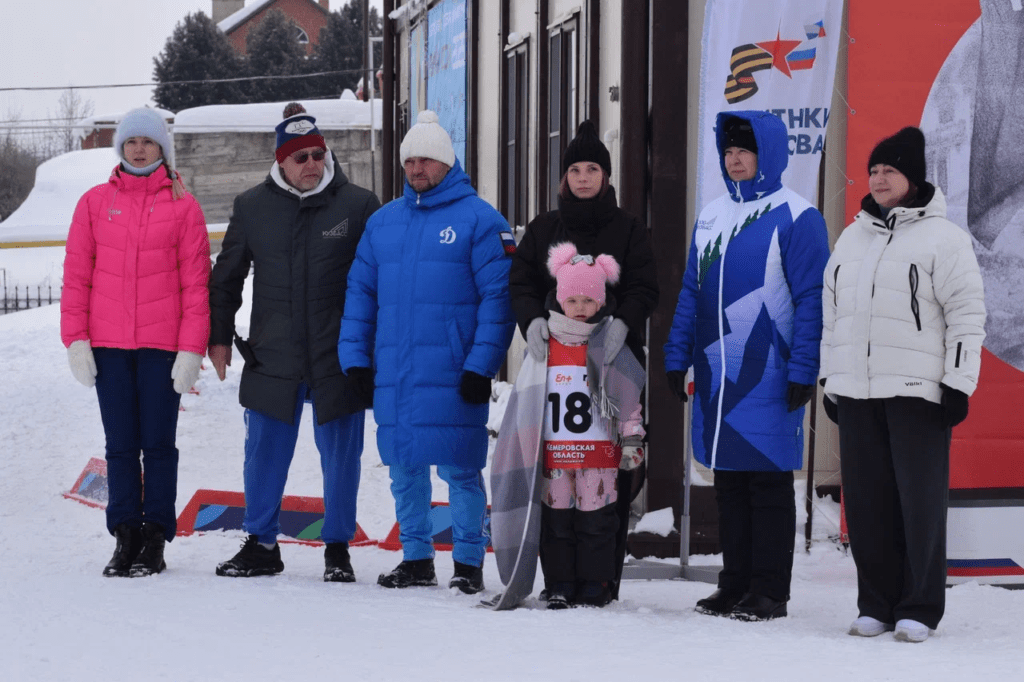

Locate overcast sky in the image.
[0,0,384,132]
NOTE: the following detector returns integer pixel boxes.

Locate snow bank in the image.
[174,98,383,133]
[0,149,116,243]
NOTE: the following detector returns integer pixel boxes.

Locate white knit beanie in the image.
[114,108,174,168]
[399,110,455,167]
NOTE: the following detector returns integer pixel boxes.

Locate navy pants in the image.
[713,469,796,602]
[838,396,950,629]
[388,464,488,568]
[243,386,364,545]
[94,347,181,542]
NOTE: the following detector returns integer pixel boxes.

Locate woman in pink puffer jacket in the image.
[60,107,210,579]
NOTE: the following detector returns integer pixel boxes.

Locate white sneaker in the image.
[894,619,931,643]
[848,616,894,637]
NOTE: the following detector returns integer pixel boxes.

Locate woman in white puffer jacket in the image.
[820,127,986,643]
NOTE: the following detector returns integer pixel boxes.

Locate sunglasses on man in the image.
[291,150,326,164]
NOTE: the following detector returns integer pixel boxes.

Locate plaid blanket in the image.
[490,316,646,608]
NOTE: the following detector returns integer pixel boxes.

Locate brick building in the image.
[214,0,331,55]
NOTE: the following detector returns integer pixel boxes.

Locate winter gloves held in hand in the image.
[820,384,969,428]
[347,367,375,406]
[69,341,203,394]
[67,340,97,387]
[619,437,645,471]
[171,351,204,394]
[460,371,492,404]
[786,382,815,412]
[666,370,687,402]
[526,318,549,361]
[941,383,969,428]
[822,396,839,424]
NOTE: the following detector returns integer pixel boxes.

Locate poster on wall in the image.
[427,0,467,165]
[696,0,844,212]
[847,0,1024,585]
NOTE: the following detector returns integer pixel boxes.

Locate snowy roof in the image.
[218,0,327,34]
[173,99,383,133]
[74,108,174,129]
[0,149,117,242]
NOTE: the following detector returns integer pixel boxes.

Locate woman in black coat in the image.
[508,120,658,603]
[509,121,658,364]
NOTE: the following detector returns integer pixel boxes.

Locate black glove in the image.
[822,397,839,425]
[941,383,969,428]
[786,382,815,412]
[459,371,492,405]
[666,370,688,402]
[347,367,375,407]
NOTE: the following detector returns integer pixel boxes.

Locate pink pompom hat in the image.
[546,242,621,306]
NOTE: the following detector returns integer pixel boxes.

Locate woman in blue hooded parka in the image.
[664,111,830,621]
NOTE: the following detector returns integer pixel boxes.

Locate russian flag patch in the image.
[499,230,517,256]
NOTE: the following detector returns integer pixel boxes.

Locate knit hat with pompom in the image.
[400,110,456,167]
[547,242,620,306]
[274,102,326,163]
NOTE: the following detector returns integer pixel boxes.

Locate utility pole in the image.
[362,0,371,102]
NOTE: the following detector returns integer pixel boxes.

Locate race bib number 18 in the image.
[544,364,619,469]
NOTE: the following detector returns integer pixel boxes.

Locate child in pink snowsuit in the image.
[541,242,645,609]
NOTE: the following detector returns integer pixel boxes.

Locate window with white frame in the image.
[546,16,579,209]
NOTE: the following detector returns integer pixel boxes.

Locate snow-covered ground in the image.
[2,291,1023,681]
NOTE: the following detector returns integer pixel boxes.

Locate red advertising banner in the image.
[847,0,1024,585]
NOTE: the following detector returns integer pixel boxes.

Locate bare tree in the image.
[50,88,95,155]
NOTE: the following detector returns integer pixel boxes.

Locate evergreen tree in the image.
[309,1,383,98]
[0,131,39,222]
[244,9,311,103]
[153,12,244,112]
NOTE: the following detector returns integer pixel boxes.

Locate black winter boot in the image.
[448,561,484,594]
[695,588,744,616]
[216,535,284,577]
[103,523,143,577]
[577,581,612,607]
[730,592,788,621]
[546,581,576,610]
[377,558,437,588]
[129,523,166,577]
[324,542,355,583]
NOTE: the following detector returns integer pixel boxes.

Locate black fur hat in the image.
[562,120,612,176]
[868,126,927,188]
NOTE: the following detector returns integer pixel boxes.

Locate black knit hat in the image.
[723,117,758,154]
[562,120,612,176]
[868,127,927,188]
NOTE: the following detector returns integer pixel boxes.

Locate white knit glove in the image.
[67,340,97,388]
[526,318,549,362]
[171,351,204,394]
[620,437,644,471]
[604,318,629,365]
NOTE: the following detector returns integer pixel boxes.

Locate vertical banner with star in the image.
[695,0,844,213]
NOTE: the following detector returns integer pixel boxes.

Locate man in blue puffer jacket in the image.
[339,111,515,594]
[664,111,829,621]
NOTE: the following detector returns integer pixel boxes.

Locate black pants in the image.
[838,396,950,629]
[540,503,620,585]
[714,469,796,602]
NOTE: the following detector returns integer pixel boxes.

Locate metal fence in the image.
[1,285,60,315]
